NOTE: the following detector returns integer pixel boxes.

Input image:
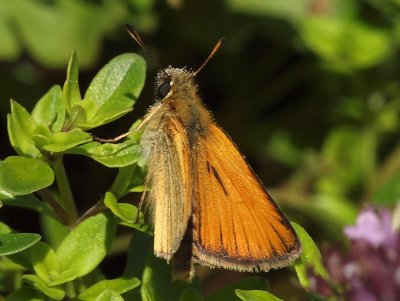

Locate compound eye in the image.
[157,82,171,98]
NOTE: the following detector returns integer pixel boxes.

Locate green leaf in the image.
[10,0,116,68]
[68,140,142,167]
[31,242,59,284]
[104,192,147,232]
[207,277,268,301]
[23,274,65,300]
[6,248,34,271]
[94,290,124,301]
[0,14,21,60]
[318,126,373,195]
[32,124,52,148]
[0,233,41,256]
[40,215,70,250]
[51,212,117,285]
[373,174,400,205]
[110,163,145,199]
[0,222,12,234]
[141,253,201,301]
[299,17,391,71]
[235,290,283,301]
[0,156,54,197]
[227,0,309,20]
[0,189,13,200]
[266,131,301,167]
[63,50,81,112]
[179,287,204,301]
[79,276,140,300]
[1,195,57,219]
[7,100,42,158]
[5,287,44,301]
[124,231,152,278]
[81,53,146,128]
[305,194,357,238]
[31,85,65,132]
[43,129,92,152]
[64,104,88,129]
[292,222,328,289]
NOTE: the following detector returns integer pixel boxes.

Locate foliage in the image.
[0,0,156,68]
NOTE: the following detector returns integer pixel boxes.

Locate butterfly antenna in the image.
[194,37,225,76]
[125,24,167,76]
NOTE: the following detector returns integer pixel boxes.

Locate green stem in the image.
[52,156,78,226]
[37,190,68,225]
[65,280,76,298]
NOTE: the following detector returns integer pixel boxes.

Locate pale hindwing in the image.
[192,124,301,272]
[145,112,192,261]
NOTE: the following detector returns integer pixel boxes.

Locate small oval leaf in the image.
[82,53,146,128]
[7,100,42,158]
[0,233,41,256]
[51,213,117,285]
[0,156,54,196]
[31,85,65,132]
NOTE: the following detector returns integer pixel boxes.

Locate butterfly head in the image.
[155,67,198,101]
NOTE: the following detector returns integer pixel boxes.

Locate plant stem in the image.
[77,200,106,224]
[52,156,78,226]
[65,280,76,298]
[37,189,68,225]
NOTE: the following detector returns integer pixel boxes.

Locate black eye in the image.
[157,82,171,98]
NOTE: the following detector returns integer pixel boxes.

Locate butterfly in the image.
[102,25,301,280]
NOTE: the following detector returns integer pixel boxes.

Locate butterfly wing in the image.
[144,110,192,261]
[191,124,301,271]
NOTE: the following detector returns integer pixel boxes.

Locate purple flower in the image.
[310,207,400,300]
[344,208,397,249]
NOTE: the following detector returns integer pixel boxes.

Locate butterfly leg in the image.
[135,183,148,225]
[90,110,158,143]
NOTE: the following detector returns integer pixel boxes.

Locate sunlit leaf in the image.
[31,241,59,284]
[68,140,142,167]
[235,290,283,301]
[79,276,140,300]
[292,222,328,289]
[23,274,65,300]
[0,156,54,197]
[50,213,117,285]
[63,50,81,112]
[81,53,146,128]
[7,100,42,158]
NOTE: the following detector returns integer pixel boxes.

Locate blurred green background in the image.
[1,0,400,299]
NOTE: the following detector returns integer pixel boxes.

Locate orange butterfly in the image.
[105,25,301,280]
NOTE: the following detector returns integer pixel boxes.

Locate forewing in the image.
[145,112,192,261]
[192,124,301,271]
